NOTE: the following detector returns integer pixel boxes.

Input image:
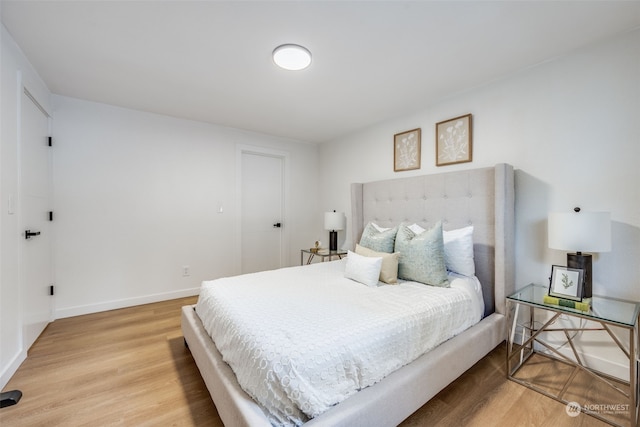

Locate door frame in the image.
[235,145,290,275]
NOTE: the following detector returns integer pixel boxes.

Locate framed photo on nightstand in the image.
[549,265,584,301]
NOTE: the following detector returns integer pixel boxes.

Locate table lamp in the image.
[324,210,346,251]
[548,208,611,298]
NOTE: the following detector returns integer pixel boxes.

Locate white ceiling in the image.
[2,1,639,143]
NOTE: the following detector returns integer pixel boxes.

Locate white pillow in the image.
[443,225,475,276]
[407,223,475,276]
[344,250,383,287]
[355,243,400,284]
[371,222,391,232]
[407,223,425,234]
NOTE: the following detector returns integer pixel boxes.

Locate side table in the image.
[506,283,639,427]
[300,249,347,265]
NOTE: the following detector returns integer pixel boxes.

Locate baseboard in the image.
[55,287,201,319]
[0,349,26,390]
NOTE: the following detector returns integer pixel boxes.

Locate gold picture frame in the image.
[436,114,472,166]
[394,128,421,172]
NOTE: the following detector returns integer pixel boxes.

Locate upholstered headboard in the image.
[350,164,515,317]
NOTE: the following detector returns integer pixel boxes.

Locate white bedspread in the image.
[196,259,483,426]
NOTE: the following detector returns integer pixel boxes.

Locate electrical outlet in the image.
[182,266,190,277]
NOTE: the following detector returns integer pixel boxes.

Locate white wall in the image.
[319,29,640,377]
[1,24,52,388]
[51,96,320,318]
[320,28,640,301]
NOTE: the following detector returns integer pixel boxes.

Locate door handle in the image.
[25,230,41,240]
[273,222,282,228]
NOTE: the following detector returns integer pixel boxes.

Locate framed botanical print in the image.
[549,265,584,301]
[394,128,421,172]
[436,114,472,166]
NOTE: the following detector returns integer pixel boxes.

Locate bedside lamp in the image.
[324,210,346,251]
[548,208,611,298]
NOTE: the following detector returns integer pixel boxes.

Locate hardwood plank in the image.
[0,297,609,426]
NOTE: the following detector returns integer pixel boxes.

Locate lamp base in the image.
[567,253,592,298]
[329,231,338,251]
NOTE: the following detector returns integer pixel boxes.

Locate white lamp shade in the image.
[324,211,346,231]
[548,211,611,252]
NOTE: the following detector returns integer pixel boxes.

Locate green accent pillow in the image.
[359,222,398,253]
[395,222,449,287]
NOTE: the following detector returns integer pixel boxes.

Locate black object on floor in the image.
[0,390,22,408]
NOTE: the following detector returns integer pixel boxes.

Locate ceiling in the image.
[2,1,639,143]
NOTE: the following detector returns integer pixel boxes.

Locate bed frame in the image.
[182,163,515,426]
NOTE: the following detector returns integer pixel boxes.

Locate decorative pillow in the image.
[344,250,383,287]
[355,244,400,284]
[394,222,449,287]
[359,222,398,253]
[443,225,475,276]
[407,223,475,277]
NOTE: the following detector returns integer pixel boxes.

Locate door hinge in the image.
[49,211,53,221]
[48,136,52,147]
[49,285,55,296]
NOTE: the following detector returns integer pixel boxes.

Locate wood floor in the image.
[0,297,609,427]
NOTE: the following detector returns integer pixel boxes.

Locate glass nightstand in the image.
[507,284,640,427]
[300,249,347,265]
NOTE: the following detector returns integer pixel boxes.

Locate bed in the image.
[182,163,515,426]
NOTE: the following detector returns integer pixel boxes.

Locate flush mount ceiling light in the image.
[272,44,312,71]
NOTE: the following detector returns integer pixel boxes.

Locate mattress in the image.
[195,259,483,426]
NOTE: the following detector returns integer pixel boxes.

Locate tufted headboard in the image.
[350,164,515,317]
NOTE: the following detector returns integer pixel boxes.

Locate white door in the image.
[21,89,53,350]
[240,151,285,274]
